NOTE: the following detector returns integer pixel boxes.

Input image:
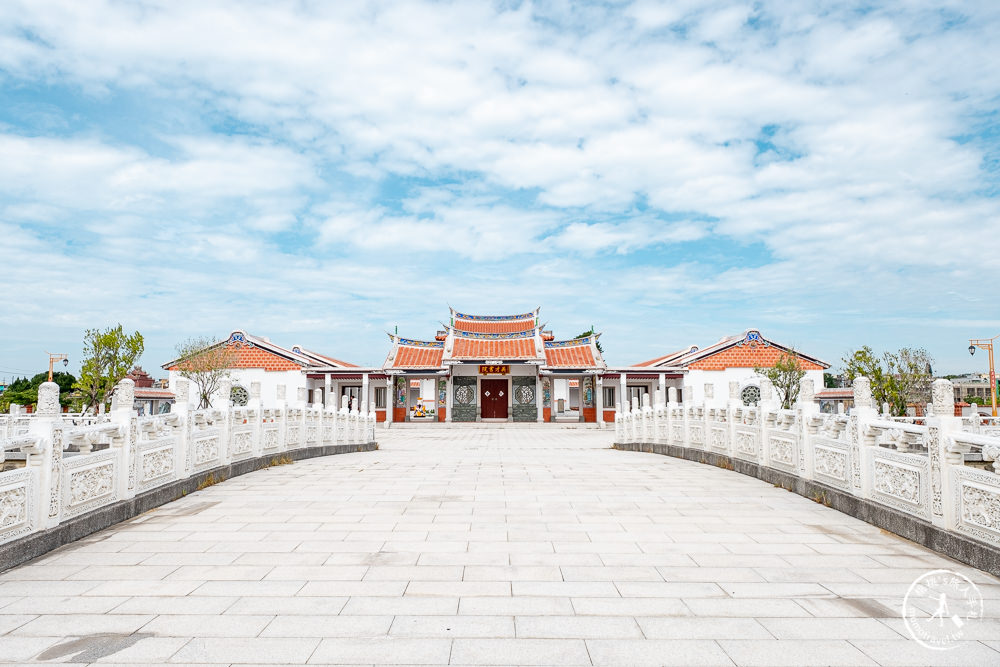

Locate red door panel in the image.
[480,379,508,419]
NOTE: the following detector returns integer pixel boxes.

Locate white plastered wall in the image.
[168,368,308,407]
[685,368,825,404]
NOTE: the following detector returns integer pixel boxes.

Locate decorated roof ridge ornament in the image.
[736,329,768,348]
[397,337,445,348]
[451,329,537,340]
[546,337,596,348]
[452,310,538,321]
[229,331,253,348]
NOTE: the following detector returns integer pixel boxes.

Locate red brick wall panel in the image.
[602,409,616,422]
[169,343,302,372]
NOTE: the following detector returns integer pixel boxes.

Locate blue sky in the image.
[2,0,999,380]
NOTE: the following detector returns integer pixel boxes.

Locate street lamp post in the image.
[969,335,999,417]
[46,352,69,383]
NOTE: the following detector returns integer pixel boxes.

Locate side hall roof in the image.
[635,329,830,370]
[162,330,331,371]
[544,337,597,368]
[389,337,445,369]
[290,345,359,368]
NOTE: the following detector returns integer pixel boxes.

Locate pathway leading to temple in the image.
[1,427,999,665]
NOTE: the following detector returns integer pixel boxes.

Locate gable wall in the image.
[168,343,302,372]
[688,345,825,371]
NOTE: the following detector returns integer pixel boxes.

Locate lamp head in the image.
[969,344,977,356]
[62,358,69,367]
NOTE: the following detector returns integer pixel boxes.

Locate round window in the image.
[231,385,249,407]
[741,385,761,407]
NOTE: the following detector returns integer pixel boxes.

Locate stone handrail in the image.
[614,377,1000,554]
[0,378,376,547]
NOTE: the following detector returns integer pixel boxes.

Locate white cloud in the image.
[0,0,999,373]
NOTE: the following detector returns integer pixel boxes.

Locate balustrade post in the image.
[324,390,337,445]
[797,378,817,480]
[653,389,664,443]
[849,377,876,494]
[172,380,191,475]
[928,379,961,529]
[640,393,652,443]
[275,384,287,451]
[249,382,262,456]
[216,378,232,465]
[350,396,361,443]
[682,385,693,448]
[728,381,741,459]
[339,395,350,444]
[108,378,137,501]
[28,382,60,530]
[667,387,678,446]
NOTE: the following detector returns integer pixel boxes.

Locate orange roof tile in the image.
[544,341,596,367]
[393,345,444,368]
[453,319,535,334]
[451,337,538,359]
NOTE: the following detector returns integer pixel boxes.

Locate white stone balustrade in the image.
[614,377,1000,551]
[0,379,376,547]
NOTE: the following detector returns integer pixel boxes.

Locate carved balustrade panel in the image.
[867,448,930,519]
[229,408,256,461]
[304,408,320,446]
[286,408,304,449]
[322,409,338,445]
[0,469,34,545]
[261,409,281,451]
[810,414,850,490]
[764,410,799,473]
[708,407,729,453]
[952,466,1000,547]
[62,450,119,519]
[136,414,180,493]
[188,410,223,473]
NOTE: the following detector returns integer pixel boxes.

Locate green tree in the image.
[823,372,839,388]
[75,325,144,413]
[841,346,933,416]
[573,327,604,353]
[754,350,806,409]
[173,337,236,409]
[0,372,77,411]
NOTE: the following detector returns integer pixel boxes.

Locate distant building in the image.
[162,331,361,411]
[631,329,829,407]
[815,388,854,414]
[381,307,606,423]
[950,374,995,403]
[126,366,175,415]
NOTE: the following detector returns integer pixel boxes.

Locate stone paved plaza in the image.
[1,427,999,666]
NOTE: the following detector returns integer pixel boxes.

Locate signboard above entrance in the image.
[479,364,510,375]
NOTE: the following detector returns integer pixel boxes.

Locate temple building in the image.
[381,308,606,423]
[162,320,828,428]
[627,329,829,407]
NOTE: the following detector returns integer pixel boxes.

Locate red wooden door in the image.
[480,379,508,419]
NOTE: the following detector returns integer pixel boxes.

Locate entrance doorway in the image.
[480,379,508,419]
